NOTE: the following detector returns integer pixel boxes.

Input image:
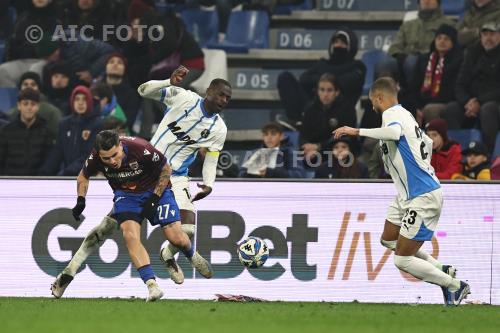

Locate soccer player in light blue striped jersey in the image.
[333,77,470,306]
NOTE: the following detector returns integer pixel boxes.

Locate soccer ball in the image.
[237,237,269,268]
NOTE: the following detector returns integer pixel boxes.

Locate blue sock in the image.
[138,265,155,283]
[182,245,195,259]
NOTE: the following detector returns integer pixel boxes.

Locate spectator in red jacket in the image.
[425,118,462,179]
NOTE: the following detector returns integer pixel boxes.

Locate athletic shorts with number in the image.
[171,176,195,212]
[386,188,443,241]
[111,189,180,226]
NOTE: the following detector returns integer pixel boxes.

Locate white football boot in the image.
[160,247,185,284]
[146,279,164,302]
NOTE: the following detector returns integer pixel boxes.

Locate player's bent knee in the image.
[394,255,412,271]
[122,230,140,244]
[99,216,117,237]
[381,239,396,251]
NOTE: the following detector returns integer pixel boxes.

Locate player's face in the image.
[427,130,443,151]
[98,144,124,169]
[106,57,125,76]
[73,93,88,115]
[369,92,383,114]
[481,30,500,51]
[466,153,487,169]
[434,34,453,54]
[51,73,69,89]
[263,130,284,148]
[206,84,232,113]
[21,79,39,92]
[317,81,339,106]
[17,100,40,122]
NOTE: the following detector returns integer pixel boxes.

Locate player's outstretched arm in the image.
[137,66,190,101]
[333,125,401,141]
[191,150,218,202]
[72,170,90,221]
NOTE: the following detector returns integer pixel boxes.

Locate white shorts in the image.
[170,176,195,212]
[386,188,443,241]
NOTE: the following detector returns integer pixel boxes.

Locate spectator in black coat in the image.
[43,61,76,115]
[300,73,356,163]
[315,137,368,179]
[60,0,114,41]
[40,85,102,175]
[443,22,500,152]
[412,24,463,122]
[0,88,54,175]
[277,27,366,126]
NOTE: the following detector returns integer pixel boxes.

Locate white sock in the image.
[394,255,460,291]
[381,239,443,270]
[164,224,196,260]
[63,239,99,276]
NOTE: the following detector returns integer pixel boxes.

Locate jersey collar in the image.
[200,98,217,118]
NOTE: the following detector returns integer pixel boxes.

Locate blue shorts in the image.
[111,189,180,227]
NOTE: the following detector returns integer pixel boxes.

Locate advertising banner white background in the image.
[0,179,498,304]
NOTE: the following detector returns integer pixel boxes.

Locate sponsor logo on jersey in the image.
[143,149,151,155]
[129,161,139,170]
[200,129,210,139]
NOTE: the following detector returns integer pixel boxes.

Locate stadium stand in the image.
[181,9,219,47]
[448,129,483,151]
[361,49,386,95]
[0,87,18,112]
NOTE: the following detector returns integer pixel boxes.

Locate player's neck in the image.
[382,100,400,113]
[202,99,216,117]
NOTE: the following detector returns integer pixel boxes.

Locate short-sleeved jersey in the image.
[149,86,227,176]
[83,137,167,192]
[379,104,440,200]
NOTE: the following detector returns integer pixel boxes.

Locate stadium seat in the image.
[207,11,269,53]
[441,0,465,16]
[361,50,386,95]
[447,129,482,151]
[0,87,18,113]
[0,39,5,63]
[492,133,500,160]
[181,9,219,48]
[274,0,313,15]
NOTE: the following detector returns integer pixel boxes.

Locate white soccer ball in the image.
[237,236,269,268]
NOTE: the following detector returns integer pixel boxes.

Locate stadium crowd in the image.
[0,0,499,180]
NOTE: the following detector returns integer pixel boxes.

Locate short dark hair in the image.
[18,88,40,103]
[94,130,120,151]
[209,78,231,89]
[91,82,114,101]
[262,122,284,134]
[369,77,398,96]
[318,73,338,90]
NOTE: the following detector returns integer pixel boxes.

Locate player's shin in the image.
[63,216,117,276]
[394,255,460,290]
[164,224,195,260]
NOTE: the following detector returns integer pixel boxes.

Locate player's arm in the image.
[72,170,90,221]
[333,124,402,141]
[191,151,219,202]
[141,147,171,221]
[137,66,189,102]
[153,163,172,197]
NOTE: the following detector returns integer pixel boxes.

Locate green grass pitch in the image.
[1,298,498,333]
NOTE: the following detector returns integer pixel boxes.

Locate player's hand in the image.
[170,66,189,85]
[191,183,212,202]
[141,193,161,222]
[72,196,86,221]
[332,126,360,139]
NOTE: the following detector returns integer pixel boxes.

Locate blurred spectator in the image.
[188,147,239,178]
[102,52,141,130]
[452,141,491,180]
[491,156,500,179]
[123,1,205,88]
[0,0,60,87]
[425,118,462,179]
[101,116,128,136]
[277,27,366,127]
[60,0,114,41]
[9,72,62,137]
[0,0,12,40]
[412,24,463,122]
[458,0,500,48]
[380,0,456,87]
[0,88,54,175]
[91,82,128,126]
[40,85,102,175]
[240,123,306,178]
[300,73,356,163]
[185,0,236,42]
[43,61,75,114]
[443,22,500,152]
[314,137,368,179]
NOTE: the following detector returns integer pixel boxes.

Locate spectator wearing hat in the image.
[443,22,500,152]
[0,0,60,87]
[9,72,62,137]
[378,0,456,88]
[240,123,306,178]
[40,85,102,176]
[412,24,463,122]
[452,141,491,180]
[43,61,75,114]
[277,27,366,128]
[102,52,141,130]
[315,137,368,179]
[458,0,500,48]
[425,118,462,179]
[91,82,129,130]
[0,88,54,175]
